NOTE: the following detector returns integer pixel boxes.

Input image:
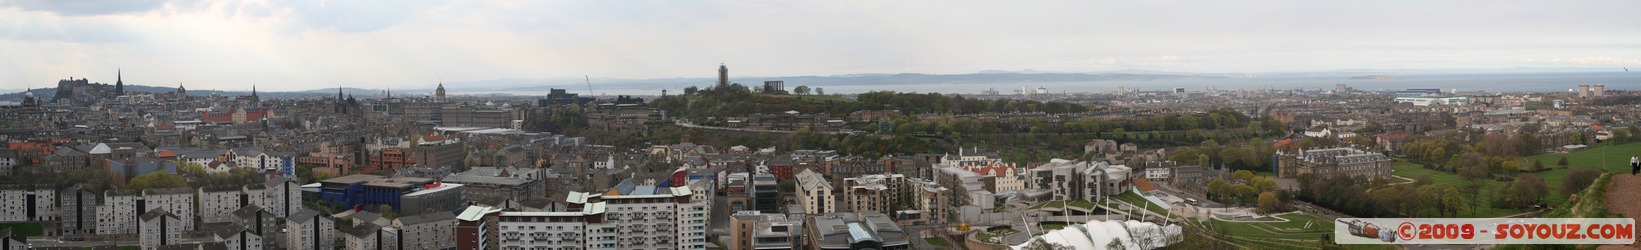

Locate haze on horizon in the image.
[2,0,1639,91]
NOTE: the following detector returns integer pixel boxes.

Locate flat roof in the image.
[404,183,463,197]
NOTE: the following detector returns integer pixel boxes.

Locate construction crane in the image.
[585,75,595,97]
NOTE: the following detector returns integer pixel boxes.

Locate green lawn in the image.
[1210,214,1332,239]
[1208,213,1360,250]
[1038,221,1069,231]
[1521,142,1641,207]
[0,222,42,236]
[924,237,950,246]
[1027,199,1096,210]
[1390,160,1530,217]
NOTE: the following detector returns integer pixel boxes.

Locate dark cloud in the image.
[0,0,167,16]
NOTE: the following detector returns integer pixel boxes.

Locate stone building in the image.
[1275,147,1392,180]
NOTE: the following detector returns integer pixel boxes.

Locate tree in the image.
[1497,174,1549,208]
[1207,178,1232,200]
[1169,147,1203,166]
[379,204,398,219]
[1532,159,1545,172]
[1232,170,1256,182]
[1439,184,1464,217]
[126,171,187,191]
[683,86,699,95]
[1562,169,1602,197]
[793,85,811,95]
[1250,177,1277,193]
[815,87,824,95]
[1257,191,1280,214]
[1557,156,1570,169]
[1021,238,1074,250]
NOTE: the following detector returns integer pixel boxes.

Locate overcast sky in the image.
[2,0,1639,91]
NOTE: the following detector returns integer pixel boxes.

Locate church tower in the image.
[177,83,186,95]
[115,68,125,96]
[717,64,729,87]
[436,82,446,101]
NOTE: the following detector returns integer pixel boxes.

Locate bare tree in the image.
[1021,238,1075,250]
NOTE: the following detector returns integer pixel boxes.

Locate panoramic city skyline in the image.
[3,0,1639,91]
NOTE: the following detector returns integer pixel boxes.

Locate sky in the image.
[2,0,1639,91]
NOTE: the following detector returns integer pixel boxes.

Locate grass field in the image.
[924,237,951,246]
[0,222,42,236]
[1027,199,1096,210]
[1390,160,1530,217]
[1204,213,1341,250]
[1522,142,1641,206]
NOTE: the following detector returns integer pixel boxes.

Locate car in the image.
[1184,198,1198,205]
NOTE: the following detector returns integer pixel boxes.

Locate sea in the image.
[475,72,1641,96]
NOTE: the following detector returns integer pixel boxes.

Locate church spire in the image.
[115,68,125,96]
[251,84,257,97]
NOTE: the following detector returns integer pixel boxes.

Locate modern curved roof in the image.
[1013,219,1183,250]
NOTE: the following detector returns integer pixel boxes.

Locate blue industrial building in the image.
[319,174,466,213]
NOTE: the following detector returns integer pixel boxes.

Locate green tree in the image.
[379,204,398,219]
[793,85,810,95]
[126,171,187,191]
[1231,170,1256,181]
[1169,147,1203,166]
[815,87,824,95]
[1557,156,1569,169]
[1207,178,1231,200]
[1257,191,1280,214]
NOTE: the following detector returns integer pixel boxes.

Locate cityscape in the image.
[2,1,1641,250]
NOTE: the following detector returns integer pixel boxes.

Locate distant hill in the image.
[1348,75,1404,80]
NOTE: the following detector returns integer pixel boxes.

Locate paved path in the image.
[1599,174,1641,250]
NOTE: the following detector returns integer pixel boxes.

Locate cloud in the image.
[0,12,141,43]
[0,0,167,16]
[271,0,444,33]
[1052,56,1197,70]
[1516,57,1641,66]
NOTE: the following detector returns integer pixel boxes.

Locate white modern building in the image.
[144,187,197,231]
[97,190,143,235]
[213,225,264,250]
[794,169,835,215]
[285,210,335,250]
[490,176,710,250]
[0,185,56,222]
[198,186,241,224]
[139,208,184,250]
